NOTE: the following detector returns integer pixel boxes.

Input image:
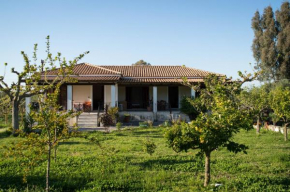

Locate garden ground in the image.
[0,124,289,192]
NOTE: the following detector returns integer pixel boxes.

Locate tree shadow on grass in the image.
[134,156,204,172]
[131,130,163,138]
[0,130,10,138]
[0,174,93,192]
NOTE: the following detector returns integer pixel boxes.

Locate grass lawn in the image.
[0,127,289,192]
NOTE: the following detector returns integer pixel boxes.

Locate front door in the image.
[93,85,104,110]
[168,86,179,108]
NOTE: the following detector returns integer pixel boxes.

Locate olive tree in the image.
[165,73,255,187]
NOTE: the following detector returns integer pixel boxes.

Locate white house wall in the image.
[157,86,168,102]
[73,85,92,103]
[118,86,126,102]
[104,85,111,105]
[149,86,153,100]
[178,86,191,107]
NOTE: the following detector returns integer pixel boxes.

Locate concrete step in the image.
[77,120,98,124]
[78,124,98,128]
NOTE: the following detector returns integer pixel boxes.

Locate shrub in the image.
[143,139,157,155]
[147,120,153,128]
[108,107,119,122]
[139,121,148,128]
[116,122,122,131]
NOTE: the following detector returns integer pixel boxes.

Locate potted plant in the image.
[147,99,153,111]
[100,105,114,132]
[123,113,131,123]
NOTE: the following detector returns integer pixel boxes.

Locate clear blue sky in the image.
[0,0,285,85]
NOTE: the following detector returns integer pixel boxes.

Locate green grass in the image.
[0,127,289,191]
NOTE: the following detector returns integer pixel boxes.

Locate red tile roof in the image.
[100,65,223,77]
[41,63,224,83]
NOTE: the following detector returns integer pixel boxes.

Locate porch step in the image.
[78,124,99,128]
[77,113,101,128]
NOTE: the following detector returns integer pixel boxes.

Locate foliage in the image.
[100,105,114,127]
[107,107,119,121]
[269,85,290,141]
[269,112,281,126]
[0,36,88,132]
[143,138,157,156]
[239,85,270,133]
[251,2,290,81]
[132,60,151,66]
[139,121,148,128]
[22,112,35,133]
[165,74,255,186]
[147,120,153,128]
[163,120,171,127]
[116,122,122,131]
[180,96,200,120]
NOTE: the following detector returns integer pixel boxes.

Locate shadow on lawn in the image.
[0,175,92,192]
[131,130,163,138]
[135,156,204,172]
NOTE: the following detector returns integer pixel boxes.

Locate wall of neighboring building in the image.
[178,86,191,108]
[73,85,92,103]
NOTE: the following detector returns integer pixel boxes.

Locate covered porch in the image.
[61,83,196,114]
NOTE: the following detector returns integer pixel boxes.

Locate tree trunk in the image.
[284,124,288,142]
[12,100,19,133]
[46,143,51,192]
[256,116,260,134]
[204,152,211,187]
[54,128,57,163]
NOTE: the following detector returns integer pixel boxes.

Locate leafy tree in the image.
[0,93,11,125]
[165,74,255,187]
[132,60,151,66]
[269,85,290,141]
[252,2,290,81]
[180,96,200,120]
[239,85,270,133]
[0,36,88,133]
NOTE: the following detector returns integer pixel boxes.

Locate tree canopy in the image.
[252,2,290,81]
[165,73,255,187]
[132,60,151,66]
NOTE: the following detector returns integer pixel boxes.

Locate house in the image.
[26,63,223,127]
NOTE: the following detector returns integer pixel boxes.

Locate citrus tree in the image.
[239,85,270,133]
[165,73,255,187]
[269,85,290,141]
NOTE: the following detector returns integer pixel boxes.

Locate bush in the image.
[143,139,157,155]
[139,121,148,128]
[116,122,122,131]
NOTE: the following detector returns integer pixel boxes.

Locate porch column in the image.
[111,85,116,107]
[115,83,118,107]
[191,87,196,98]
[67,85,73,111]
[153,86,157,120]
[25,96,31,116]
